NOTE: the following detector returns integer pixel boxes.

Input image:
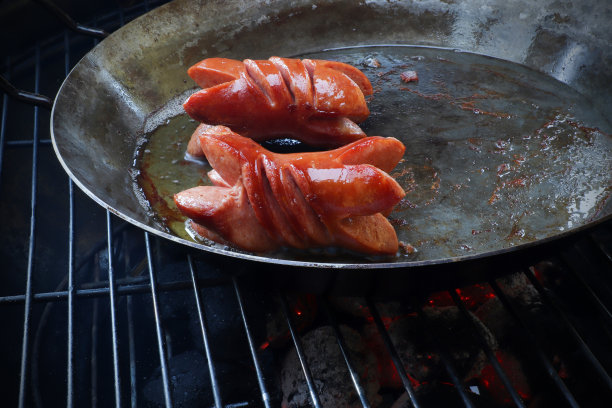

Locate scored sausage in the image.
[174,125,406,255]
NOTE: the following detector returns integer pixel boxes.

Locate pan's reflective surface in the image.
[135,45,612,263]
[52,0,612,268]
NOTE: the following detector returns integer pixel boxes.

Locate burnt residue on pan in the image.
[134,46,612,263]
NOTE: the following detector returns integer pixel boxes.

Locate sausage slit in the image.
[270,60,297,105]
[244,61,275,105]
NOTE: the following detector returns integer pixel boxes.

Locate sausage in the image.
[174,126,406,255]
[183,57,373,148]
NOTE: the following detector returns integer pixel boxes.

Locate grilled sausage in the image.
[183,57,373,147]
[174,126,405,255]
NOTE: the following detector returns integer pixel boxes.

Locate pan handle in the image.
[0,75,54,109]
[32,0,109,39]
[1,0,110,109]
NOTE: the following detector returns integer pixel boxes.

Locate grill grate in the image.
[1,1,612,407]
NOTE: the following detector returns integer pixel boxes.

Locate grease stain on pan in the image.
[134,45,612,263]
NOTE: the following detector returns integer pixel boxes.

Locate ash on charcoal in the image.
[281,325,381,408]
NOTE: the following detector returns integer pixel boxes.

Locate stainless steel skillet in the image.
[51,0,612,269]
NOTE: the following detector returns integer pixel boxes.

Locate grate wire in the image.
[106,212,123,407]
[188,254,223,408]
[279,293,323,408]
[233,277,272,408]
[522,268,612,393]
[449,289,527,408]
[490,279,580,408]
[365,298,422,408]
[321,297,372,408]
[18,42,42,408]
[0,58,8,187]
[414,304,476,408]
[145,232,174,407]
[64,28,76,408]
[557,254,612,328]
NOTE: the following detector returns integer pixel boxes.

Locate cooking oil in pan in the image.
[135,46,612,262]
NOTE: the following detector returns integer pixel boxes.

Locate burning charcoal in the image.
[364,305,496,391]
[330,297,410,321]
[474,273,542,342]
[477,350,533,406]
[421,306,496,381]
[281,325,381,408]
[473,272,575,406]
[497,273,541,307]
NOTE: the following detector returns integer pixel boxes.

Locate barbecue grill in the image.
[1,1,612,407]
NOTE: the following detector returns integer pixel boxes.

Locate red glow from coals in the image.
[479,351,532,405]
[532,265,544,282]
[426,285,496,309]
[375,352,426,390]
[364,312,416,329]
[258,294,317,350]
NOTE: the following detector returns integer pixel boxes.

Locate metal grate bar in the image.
[91,261,101,408]
[17,43,42,408]
[67,175,76,408]
[7,0,169,69]
[570,244,612,302]
[188,255,223,408]
[0,276,232,304]
[126,293,138,408]
[321,297,371,408]
[6,139,52,147]
[87,47,102,408]
[118,231,138,408]
[3,1,160,78]
[81,275,229,290]
[32,0,108,38]
[106,212,123,407]
[365,298,422,408]
[0,59,8,187]
[490,279,580,408]
[556,255,612,326]
[232,277,271,408]
[589,233,612,264]
[120,229,138,408]
[145,232,174,408]
[0,73,54,109]
[118,5,126,27]
[523,268,612,391]
[279,294,322,408]
[449,290,526,408]
[64,29,76,408]
[414,306,476,408]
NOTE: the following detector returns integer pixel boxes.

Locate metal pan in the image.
[51,0,612,269]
